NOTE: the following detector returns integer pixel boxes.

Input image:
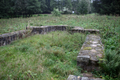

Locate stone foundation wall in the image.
[30,26,67,34]
[0,25,104,80]
[29,26,100,34]
[0,25,100,47]
[71,27,100,34]
[0,30,31,46]
[77,34,104,71]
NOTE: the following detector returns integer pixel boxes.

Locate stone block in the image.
[77,55,90,63]
[81,77,89,80]
[67,74,104,80]
[94,78,104,80]
[67,75,81,80]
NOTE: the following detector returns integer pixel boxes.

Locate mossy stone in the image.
[83,47,92,50]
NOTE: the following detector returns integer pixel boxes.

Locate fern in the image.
[100,49,120,77]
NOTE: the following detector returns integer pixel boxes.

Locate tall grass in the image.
[0,31,86,80]
[0,14,120,79]
[1,14,120,34]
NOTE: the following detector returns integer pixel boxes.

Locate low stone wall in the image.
[0,25,104,80]
[77,34,104,71]
[71,27,100,34]
[0,25,100,47]
[0,30,31,46]
[26,26,100,34]
[30,26,67,34]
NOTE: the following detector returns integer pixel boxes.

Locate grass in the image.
[93,49,120,80]
[0,14,120,79]
[0,31,86,80]
[0,14,120,34]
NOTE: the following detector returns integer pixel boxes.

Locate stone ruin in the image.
[71,27,100,34]
[0,26,100,46]
[77,34,104,72]
[0,26,67,46]
[0,26,104,80]
[0,30,30,46]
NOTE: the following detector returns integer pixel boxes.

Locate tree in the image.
[92,0,101,13]
[0,0,15,18]
[77,0,90,14]
[71,0,79,12]
[61,0,72,13]
[14,0,28,17]
[27,0,41,16]
[100,0,120,15]
[50,0,58,11]
[39,0,56,13]
[63,0,72,10]
[14,0,41,17]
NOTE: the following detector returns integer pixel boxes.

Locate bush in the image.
[51,8,61,17]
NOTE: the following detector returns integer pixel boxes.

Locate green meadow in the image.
[0,31,86,80]
[0,14,120,80]
[0,14,119,34]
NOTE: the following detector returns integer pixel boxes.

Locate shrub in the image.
[38,14,42,16]
[51,8,61,17]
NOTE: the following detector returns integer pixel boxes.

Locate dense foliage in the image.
[93,0,120,15]
[76,0,90,14]
[0,0,120,18]
[0,0,41,18]
[0,0,92,18]
[100,0,120,15]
